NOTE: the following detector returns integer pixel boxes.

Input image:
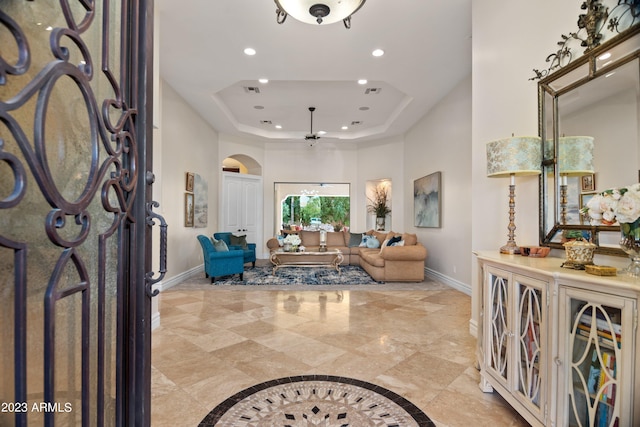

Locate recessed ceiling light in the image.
[598,52,612,61]
[372,49,384,57]
[45,26,53,31]
[244,47,256,56]
[317,131,327,135]
[275,125,282,129]
[258,78,269,84]
[341,126,348,130]
[358,79,367,85]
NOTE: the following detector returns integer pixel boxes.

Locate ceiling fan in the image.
[305,107,321,142]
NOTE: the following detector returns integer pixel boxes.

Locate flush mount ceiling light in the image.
[275,0,366,29]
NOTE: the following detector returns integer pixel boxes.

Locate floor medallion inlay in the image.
[198,375,435,426]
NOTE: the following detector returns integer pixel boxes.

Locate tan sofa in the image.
[266,229,427,282]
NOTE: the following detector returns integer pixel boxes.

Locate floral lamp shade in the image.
[558,136,594,175]
[486,136,542,178]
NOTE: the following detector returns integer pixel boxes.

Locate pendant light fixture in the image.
[275,0,367,29]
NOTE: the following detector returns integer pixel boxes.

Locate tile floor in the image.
[151,263,529,427]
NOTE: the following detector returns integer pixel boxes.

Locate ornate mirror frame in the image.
[536,1,639,255]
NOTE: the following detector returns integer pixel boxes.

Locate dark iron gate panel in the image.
[0,1,156,425]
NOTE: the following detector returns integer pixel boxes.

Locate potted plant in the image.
[367,186,391,230]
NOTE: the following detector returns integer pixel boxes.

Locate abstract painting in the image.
[414,172,441,228]
[184,193,194,227]
[193,173,208,228]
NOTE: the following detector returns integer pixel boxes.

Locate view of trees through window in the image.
[282,195,350,231]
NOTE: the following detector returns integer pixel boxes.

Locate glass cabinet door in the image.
[485,267,510,386]
[558,287,635,427]
[483,267,548,424]
[514,275,546,416]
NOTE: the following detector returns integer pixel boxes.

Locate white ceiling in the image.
[157,0,472,144]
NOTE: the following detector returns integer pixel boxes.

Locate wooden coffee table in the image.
[270,249,344,275]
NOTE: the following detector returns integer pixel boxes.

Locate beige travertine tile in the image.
[152,274,529,427]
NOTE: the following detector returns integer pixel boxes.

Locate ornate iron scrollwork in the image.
[1,1,150,423]
[531,0,639,80]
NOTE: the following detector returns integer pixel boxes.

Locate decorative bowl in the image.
[520,246,550,257]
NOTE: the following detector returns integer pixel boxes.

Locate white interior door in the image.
[221,173,263,254]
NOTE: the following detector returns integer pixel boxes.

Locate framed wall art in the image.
[193,173,208,228]
[579,192,596,224]
[186,172,195,192]
[414,171,441,228]
[581,174,595,192]
[185,193,194,227]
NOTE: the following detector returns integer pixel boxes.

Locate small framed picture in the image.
[185,193,194,227]
[186,172,195,192]
[581,174,595,192]
[580,192,596,224]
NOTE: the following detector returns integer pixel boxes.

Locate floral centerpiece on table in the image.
[581,183,640,234]
[283,234,301,251]
[581,183,640,277]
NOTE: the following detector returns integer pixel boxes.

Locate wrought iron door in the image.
[0,1,162,426]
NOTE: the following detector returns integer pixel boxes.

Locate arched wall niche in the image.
[222,154,262,175]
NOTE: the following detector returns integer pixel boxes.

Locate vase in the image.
[376,216,385,231]
[283,242,292,252]
[619,218,640,278]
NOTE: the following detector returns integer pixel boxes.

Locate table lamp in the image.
[558,136,595,224]
[487,136,542,254]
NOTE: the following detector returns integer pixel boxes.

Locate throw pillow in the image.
[366,236,380,249]
[402,233,418,246]
[212,238,229,252]
[230,234,248,249]
[387,235,402,246]
[348,232,362,247]
[359,234,370,247]
[276,235,284,246]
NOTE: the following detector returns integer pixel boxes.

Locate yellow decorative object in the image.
[585,265,617,276]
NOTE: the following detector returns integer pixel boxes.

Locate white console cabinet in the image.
[476,252,640,427]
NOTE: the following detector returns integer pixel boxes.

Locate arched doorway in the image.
[222,154,262,176]
[220,155,264,257]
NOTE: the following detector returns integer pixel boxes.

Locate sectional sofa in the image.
[266,229,428,282]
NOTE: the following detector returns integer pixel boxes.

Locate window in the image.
[275,183,350,232]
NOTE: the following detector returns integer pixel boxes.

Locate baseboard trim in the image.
[159,265,203,292]
[424,267,471,296]
[151,311,161,330]
[468,318,478,338]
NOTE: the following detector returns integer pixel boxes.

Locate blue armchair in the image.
[213,232,256,268]
[197,235,244,283]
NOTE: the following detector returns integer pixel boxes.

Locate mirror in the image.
[539,25,640,255]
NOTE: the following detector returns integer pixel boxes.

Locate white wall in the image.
[160,80,220,282]
[471,0,585,332]
[562,90,638,190]
[356,137,405,232]
[259,141,360,256]
[405,75,472,291]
